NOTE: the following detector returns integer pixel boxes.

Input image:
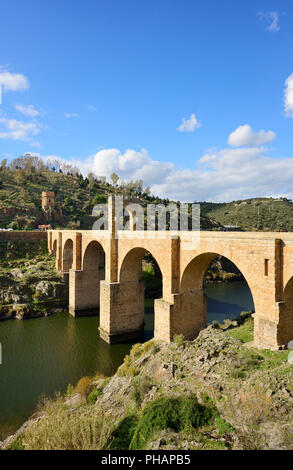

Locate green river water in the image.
[0,281,254,440]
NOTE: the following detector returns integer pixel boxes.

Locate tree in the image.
[111,173,119,186]
[0,159,7,171]
[88,172,96,190]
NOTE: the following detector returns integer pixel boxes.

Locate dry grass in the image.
[75,376,93,397]
[22,397,115,450]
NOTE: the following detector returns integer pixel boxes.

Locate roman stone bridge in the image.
[48,201,293,350]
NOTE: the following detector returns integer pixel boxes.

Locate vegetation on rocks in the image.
[0,239,67,319]
[4,315,293,450]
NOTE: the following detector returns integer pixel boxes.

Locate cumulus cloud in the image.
[40,144,293,203]
[228,124,276,147]
[177,114,201,132]
[43,148,174,187]
[258,11,280,32]
[284,73,293,117]
[153,147,293,202]
[65,112,79,118]
[0,117,41,141]
[0,69,29,92]
[14,104,39,117]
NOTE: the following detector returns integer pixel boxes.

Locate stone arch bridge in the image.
[48,204,293,351]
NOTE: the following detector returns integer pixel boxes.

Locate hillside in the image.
[2,155,292,232]
[0,155,218,230]
[201,198,293,232]
[3,316,293,450]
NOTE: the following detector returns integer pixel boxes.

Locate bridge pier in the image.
[69,267,104,316]
[155,290,206,342]
[99,280,145,343]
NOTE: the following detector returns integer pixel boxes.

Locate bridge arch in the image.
[82,240,105,272]
[62,238,73,272]
[179,252,256,338]
[118,247,163,339]
[119,247,162,282]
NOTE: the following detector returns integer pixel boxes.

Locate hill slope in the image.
[200,197,293,231]
[0,155,218,230]
[3,317,293,450]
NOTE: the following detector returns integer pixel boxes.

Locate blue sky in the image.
[0,0,293,201]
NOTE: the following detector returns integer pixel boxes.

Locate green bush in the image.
[173,334,185,347]
[6,436,25,450]
[92,194,107,205]
[130,375,153,406]
[87,388,102,405]
[129,396,213,449]
[109,415,138,450]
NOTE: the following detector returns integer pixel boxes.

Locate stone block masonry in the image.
[48,197,293,350]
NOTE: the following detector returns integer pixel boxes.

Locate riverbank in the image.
[0,240,67,320]
[3,316,293,451]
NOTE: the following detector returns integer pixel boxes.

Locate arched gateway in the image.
[47,197,293,350]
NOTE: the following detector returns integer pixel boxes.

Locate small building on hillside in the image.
[38,224,52,231]
[222,225,243,232]
[42,191,55,211]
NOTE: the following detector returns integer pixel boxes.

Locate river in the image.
[0,280,254,440]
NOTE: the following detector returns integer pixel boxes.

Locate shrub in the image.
[92,194,107,205]
[108,415,138,450]
[6,436,25,450]
[239,310,252,324]
[87,388,102,405]
[142,340,154,353]
[129,396,213,449]
[130,375,153,406]
[65,383,74,397]
[75,376,93,397]
[173,334,185,347]
[117,355,139,377]
[152,343,161,354]
[130,343,143,358]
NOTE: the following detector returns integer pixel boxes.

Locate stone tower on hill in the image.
[42,191,55,211]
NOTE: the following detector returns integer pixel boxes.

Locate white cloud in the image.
[0,117,41,141]
[258,11,280,32]
[65,112,79,118]
[40,143,293,203]
[14,104,39,117]
[177,114,201,132]
[152,147,293,202]
[284,73,293,118]
[228,124,276,147]
[0,69,29,92]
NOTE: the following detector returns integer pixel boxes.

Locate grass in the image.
[225,317,254,343]
[21,397,115,450]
